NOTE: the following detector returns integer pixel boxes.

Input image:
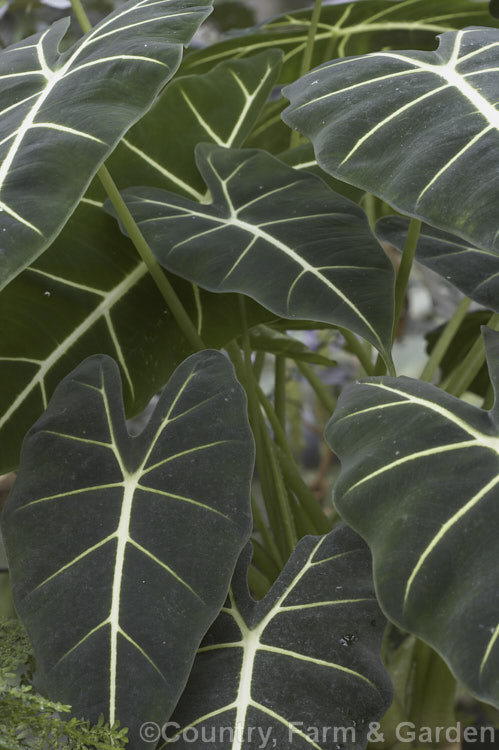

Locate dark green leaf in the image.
[116,144,395,361]
[325,329,499,708]
[244,97,290,154]
[0,0,213,289]
[101,49,283,201]
[1,351,254,747]
[181,0,499,82]
[280,144,365,204]
[163,525,392,749]
[376,216,499,313]
[426,311,492,397]
[283,28,499,255]
[0,201,269,474]
[248,326,337,366]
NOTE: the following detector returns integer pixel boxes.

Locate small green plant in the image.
[0,620,128,749]
[0,0,498,748]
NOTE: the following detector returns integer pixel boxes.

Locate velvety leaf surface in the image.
[181,0,499,83]
[0,201,269,474]
[325,330,499,707]
[161,525,392,749]
[280,144,365,204]
[0,0,212,288]
[1,351,254,747]
[117,145,395,361]
[376,216,499,313]
[102,49,283,201]
[283,28,499,255]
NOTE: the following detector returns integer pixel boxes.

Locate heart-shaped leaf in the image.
[103,49,283,201]
[1,350,254,747]
[283,28,499,255]
[116,144,395,363]
[182,0,499,83]
[0,201,269,474]
[325,329,499,707]
[0,0,212,289]
[376,216,499,313]
[161,525,392,749]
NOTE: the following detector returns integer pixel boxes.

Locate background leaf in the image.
[0,201,269,474]
[0,0,212,288]
[283,28,499,255]
[116,144,395,360]
[100,48,283,201]
[163,525,392,749]
[181,0,499,83]
[247,325,337,367]
[376,216,499,313]
[1,351,254,747]
[325,330,499,708]
[426,311,493,397]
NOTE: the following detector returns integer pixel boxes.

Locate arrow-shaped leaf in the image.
[325,329,499,707]
[162,525,392,749]
[376,216,499,313]
[117,144,395,361]
[103,49,283,201]
[1,350,254,747]
[0,200,269,475]
[283,28,499,255]
[0,0,212,289]
[182,0,499,83]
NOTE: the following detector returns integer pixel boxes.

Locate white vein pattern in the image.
[14,361,233,725]
[333,379,499,671]
[284,28,499,253]
[119,52,280,203]
[184,0,491,71]
[161,539,379,749]
[128,147,391,353]
[0,262,148,432]
[0,0,211,284]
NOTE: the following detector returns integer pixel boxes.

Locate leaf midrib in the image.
[0,262,148,432]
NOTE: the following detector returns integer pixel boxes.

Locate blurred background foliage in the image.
[0,0,310,47]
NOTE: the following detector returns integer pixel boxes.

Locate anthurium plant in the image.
[0,0,498,747]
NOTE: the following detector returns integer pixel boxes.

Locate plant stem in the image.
[70,0,205,353]
[99,166,205,352]
[363,192,377,230]
[227,341,283,552]
[483,384,495,411]
[248,565,271,599]
[393,218,421,342]
[253,351,266,382]
[289,492,317,538]
[255,383,331,534]
[251,538,280,583]
[238,299,297,557]
[419,296,472,382]
[290,0,323,148]
[274,356,287,428]
[256,384,294,460]
[251,494,283,570]
[277,447,331,534]
[339,327,374,375]
[410,641,456,733]
[443,312,499,397]
[296,361,337,414]
[70,0,92,32]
